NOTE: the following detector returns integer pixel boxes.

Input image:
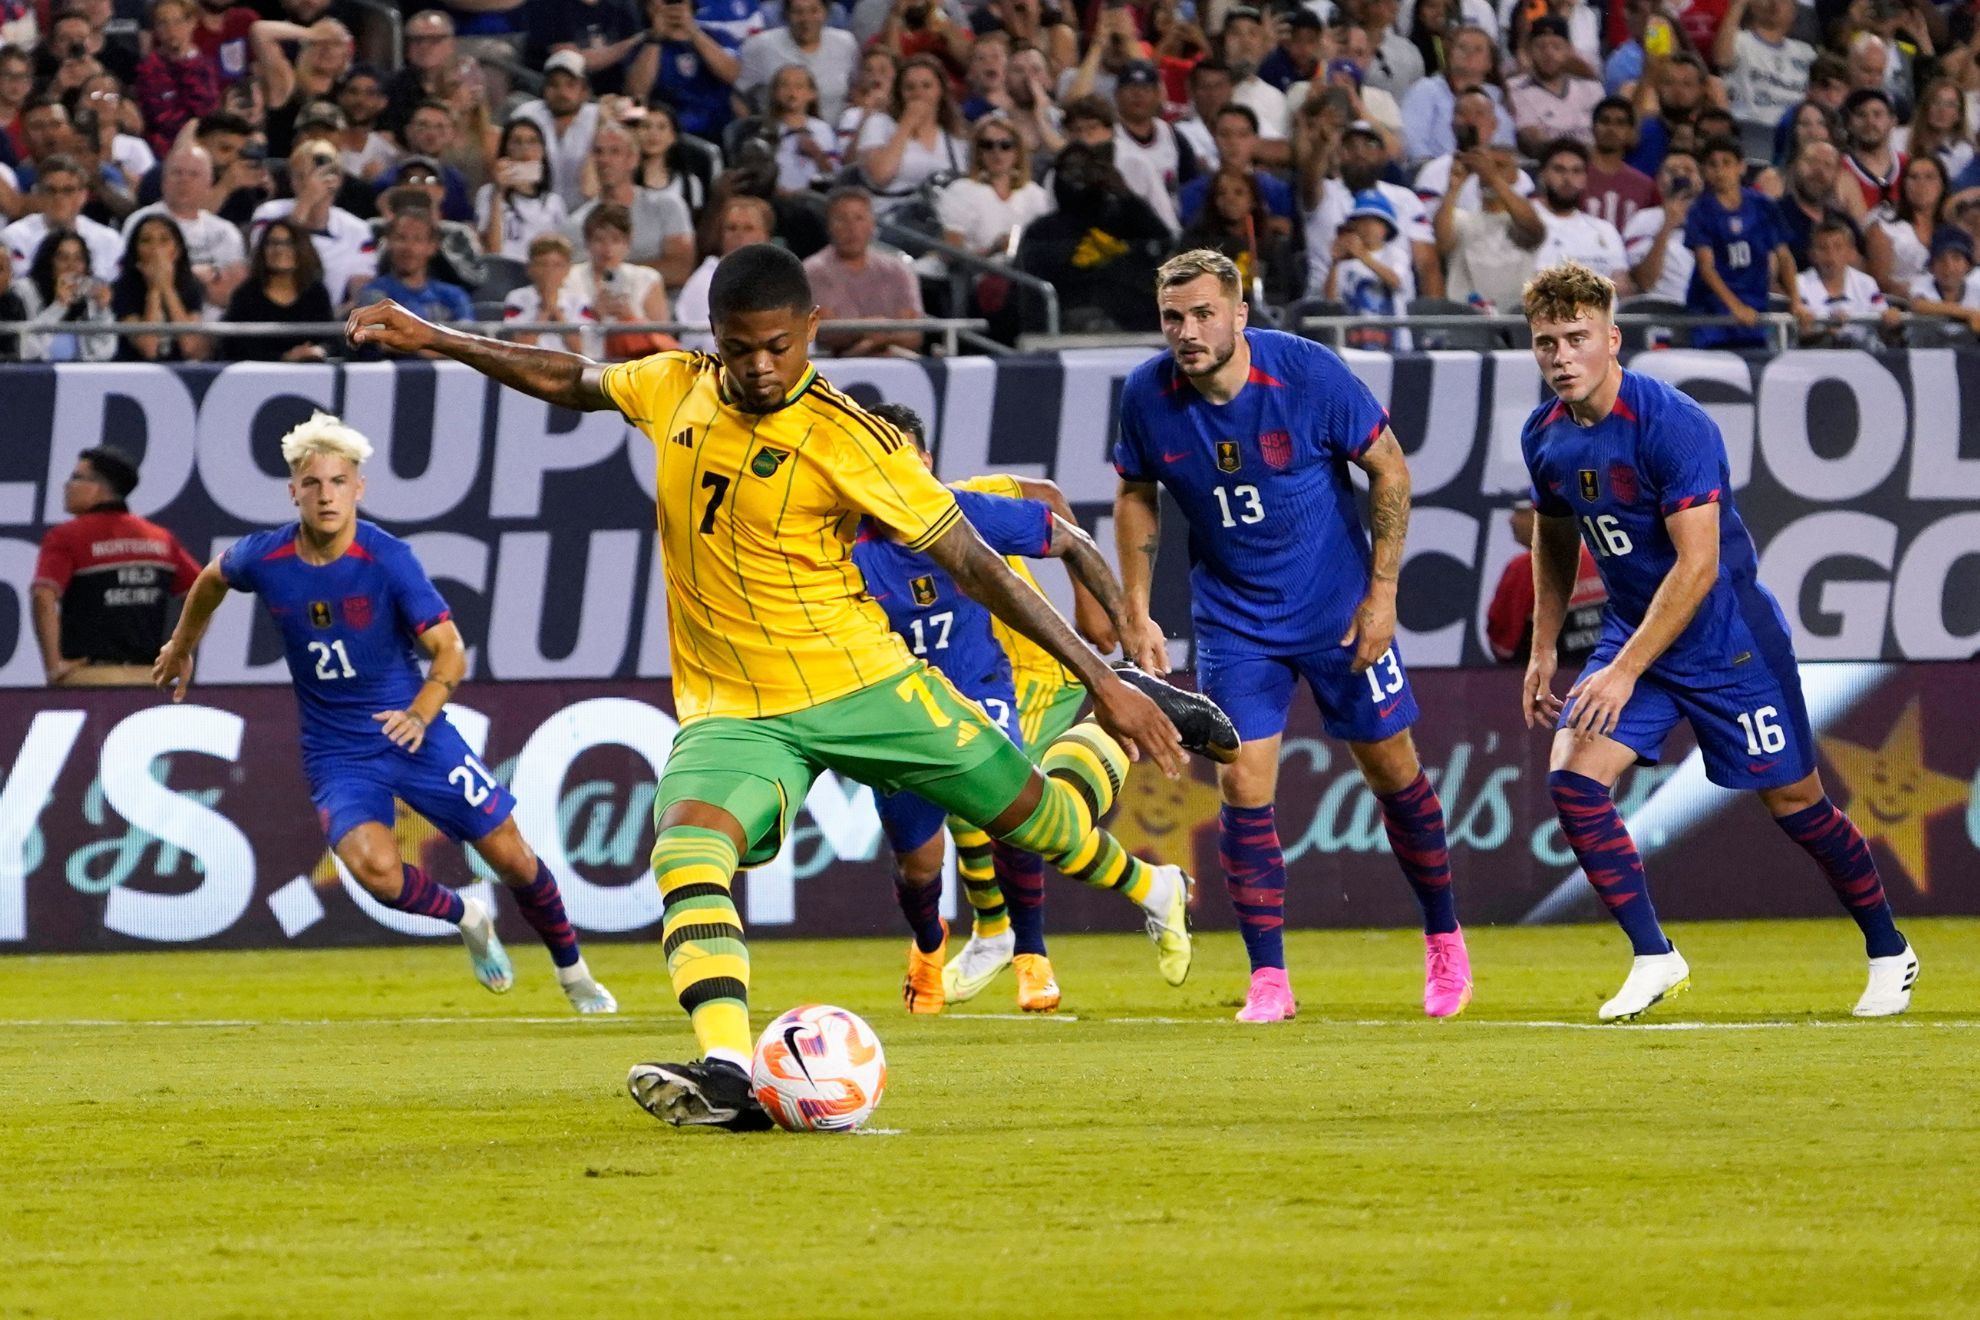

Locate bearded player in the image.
[1519,262,1917,1020]
[1114,249,1473,1024]
[348,245,1235,1132]
[152,413,616,1014]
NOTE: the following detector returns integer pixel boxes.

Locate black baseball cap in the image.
[1528,15,1570,41]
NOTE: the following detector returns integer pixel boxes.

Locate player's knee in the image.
[1546,768,1609,811]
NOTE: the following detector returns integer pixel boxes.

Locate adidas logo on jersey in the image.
[955,722,980,749]
[669,427,694,448]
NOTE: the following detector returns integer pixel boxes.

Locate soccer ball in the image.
[751,1004,887,1133]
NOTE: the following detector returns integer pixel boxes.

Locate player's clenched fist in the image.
[346,299,439,355]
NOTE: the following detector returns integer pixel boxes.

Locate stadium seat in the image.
[1407,297,1499,351]
[475,256,529,302]
[1617,295,1692,350]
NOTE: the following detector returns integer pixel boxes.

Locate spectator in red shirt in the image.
[135,0,223,155]
[194,0,263,85]
[1586,95,1659,231]
[32,446,201,686]
[1485,499,1609,665]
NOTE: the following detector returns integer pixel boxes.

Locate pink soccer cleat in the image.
[1235,967,1297,1023]
[1424,928,1473,1018]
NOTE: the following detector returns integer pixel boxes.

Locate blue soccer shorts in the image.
[1197,640,1419,745]
[1559,644,1816,791]
[306,716,516,848]
[876,682,1023,855]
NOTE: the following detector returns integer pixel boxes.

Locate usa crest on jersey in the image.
[1607,461,1640,505]
[1216,440,1242,472]
[342,595,373,630]
[1260,430,1292,471]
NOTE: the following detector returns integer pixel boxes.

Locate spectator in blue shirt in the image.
[1685,135,1802,347]
[354,207,472,332]
[630,0,753,140]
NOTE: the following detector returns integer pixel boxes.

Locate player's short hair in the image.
[1156,248,1243,301]
[1521,261,1615,325]
[865,401,926,449]
[708,242,813,324]
[280,411,375,473]
[78,446,140,498]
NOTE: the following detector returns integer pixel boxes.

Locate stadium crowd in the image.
[4,0,1980,358]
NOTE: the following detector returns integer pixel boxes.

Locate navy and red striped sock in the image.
[1220,803,1286,972]
[894,869,945,954]
[1375,771,1459,936]
[1548,770,1671,955]
[509,859,581,969]
[1773,798,1906,958]
[388,863,465,925]
[993,841,1048,956]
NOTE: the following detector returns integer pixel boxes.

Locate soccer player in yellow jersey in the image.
[347,244,1236,1132]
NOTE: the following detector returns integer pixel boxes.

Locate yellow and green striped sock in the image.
[651,825,752,1065]
[998,723,1154,906]
[948,817,1012,939]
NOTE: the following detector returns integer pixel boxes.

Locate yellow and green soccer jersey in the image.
[951,473,1082,696]
[601,351,963,723]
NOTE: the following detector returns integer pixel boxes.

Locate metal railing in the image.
[1295,311,1929,354]
[872,222,1063,344]
[0,317,993,358]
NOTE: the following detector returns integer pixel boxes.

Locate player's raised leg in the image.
[1348,728,1471,1019]
[467,817,616,1014]
[331,818,513,994]
[1761,772,1916,1015]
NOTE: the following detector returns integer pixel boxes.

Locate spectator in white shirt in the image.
[5,157,124,282]
[675,194,776,350]
[737,0,860,122]
[511,50,603,211]
[763,64,840,195]
[1625,147,1701,302]
[120,142,246,308]
[1220,6,1290,156]
[1795,216,1895,345]
[1506,16,1604,156]
[248,141,377,306]
[501,231,585,352]
[478,118,571,262]
[938,115,1051,257]
[1713,0,1814,135]
[1413,90,1533,211]
[1531,138,1634,290]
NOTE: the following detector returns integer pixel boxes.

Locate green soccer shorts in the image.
[657,661,1040,867]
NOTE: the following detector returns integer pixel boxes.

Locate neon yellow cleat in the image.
[1141,864,1193,987]
[942,928,1014,1003]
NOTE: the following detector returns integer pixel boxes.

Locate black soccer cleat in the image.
[626,1059,775,1132]
[1110,662,1241,765]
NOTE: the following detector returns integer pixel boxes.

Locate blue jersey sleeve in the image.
[953,488,1052,558]
[1642,394,1726,516]
[219,528,276,593]
[1682,197,1720,254]
[1308,343,1389,461]
[1520,404,1573,517]
[1113,373,1156,482]
[376,533,452,636]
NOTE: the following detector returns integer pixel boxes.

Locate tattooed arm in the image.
[1344,427,1410,674]
[346,299,616,412]
[924,517,1185,777]
[1113,478,1170,674]
[1042,513,1129,649]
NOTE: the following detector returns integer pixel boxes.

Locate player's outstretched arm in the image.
[374,619,469,755]
[923,517,1187,778]
[1343,427,1410,674]
[153,559,230,702]
[1006,476,1117,652]
[1112,479,1169,674]
[1566,503,1721,738]
[346,299,616,413]
[1524,512,1581,728]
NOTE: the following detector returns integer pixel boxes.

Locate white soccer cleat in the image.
[1139,864,1193,987]
[1599,948,1690,1022]
[458,896,514,994]
[1852,945,1918,1018]
[558,959,618,1015]
[942,928,1015,1003]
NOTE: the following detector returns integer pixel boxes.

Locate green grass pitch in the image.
[3,919,1977,1319]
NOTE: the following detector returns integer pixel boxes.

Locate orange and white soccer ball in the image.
[751,1004,887,1133]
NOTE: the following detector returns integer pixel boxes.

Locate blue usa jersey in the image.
[1683,187,1786,315]
[1113,328,1390,653]
[1521,370,1793,685]
[220,521,453,763]
[851,488,1053,698]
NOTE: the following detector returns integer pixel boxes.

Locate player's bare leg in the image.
[469,819,615,1014]
[894,831,949,1015]
[1217,736,1297,1023]
[1348,729,1471,1018]
[333,821,512,994]
[1549,732,1689,1021]
[1756,771,1916,1016]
